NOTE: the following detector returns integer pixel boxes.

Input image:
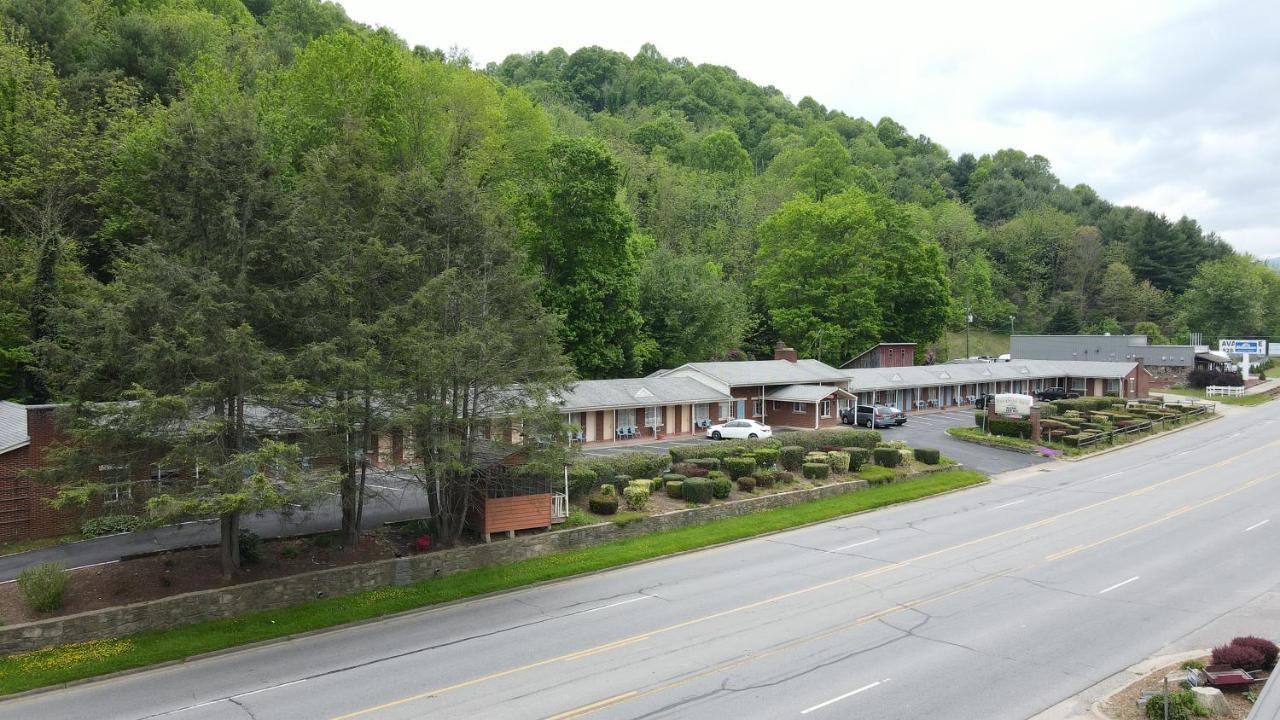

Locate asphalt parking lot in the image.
[583,410,1046,476]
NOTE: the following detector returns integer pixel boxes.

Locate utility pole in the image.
[965,302,973,360]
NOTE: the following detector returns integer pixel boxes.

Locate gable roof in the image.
[557,377,731,412]
[660,359,847,387]
[765,385,856,403]
[840,359,1137,392]
[0,402,30,455]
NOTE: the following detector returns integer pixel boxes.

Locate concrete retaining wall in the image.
[1,477,880,655]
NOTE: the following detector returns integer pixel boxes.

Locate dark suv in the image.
[1034,387,1080,401]
[841,404,900,428]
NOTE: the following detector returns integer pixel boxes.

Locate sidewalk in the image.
[0,480,430,582]
[1245,377,1280,395]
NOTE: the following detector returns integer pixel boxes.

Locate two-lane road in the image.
[6,403,1280,720]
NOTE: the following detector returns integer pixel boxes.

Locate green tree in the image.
[1180,256,1277,340]
[524,136,650,378]
[636,245,749,370]
[694,128,750,175]
[1132,321,1168,345]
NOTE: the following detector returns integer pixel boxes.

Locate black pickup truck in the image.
[1033,387,1080,401]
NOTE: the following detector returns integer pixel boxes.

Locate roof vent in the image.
[634,387,654,399]
[890,373,904,382]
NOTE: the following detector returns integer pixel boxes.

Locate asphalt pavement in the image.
[4,401,1278,720]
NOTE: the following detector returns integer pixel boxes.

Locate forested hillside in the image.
[2,0,1276,406]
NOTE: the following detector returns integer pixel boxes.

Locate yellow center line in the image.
[329,436,1280,720]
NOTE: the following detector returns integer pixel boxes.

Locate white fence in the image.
[1205,385,1245,398]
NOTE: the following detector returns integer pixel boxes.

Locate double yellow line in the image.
[331,437,1279,720]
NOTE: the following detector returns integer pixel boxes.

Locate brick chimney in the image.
[773,341,797,363]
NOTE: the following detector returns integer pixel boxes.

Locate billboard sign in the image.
[1220,339,1267,355]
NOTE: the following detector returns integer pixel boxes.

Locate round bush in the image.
[666,480,684,499]
[844,447,870,471]
[752,448,780,469]
[724,456,757,481]
[662,473,688,487]
[599,483,617,498]
[1212,643,1266,670]
[623,486,649,511]
[913,448,942,465]
[1231,636,1279,668]
[567,465,599,499]
[649,475,666,490]
[710,475,732,498]
[778,446,806,471]
[629,479,653,492]
[588,494,619,515]
[776,470,796,484]
[872,447,901,468]
[682,478,713,504]
[17,563,68,613]
[802,462,830,480]
[804,451,829,463]
[735,475,756,492]
[611,474,633,493]
[826,450,850,474]
[690,458,721,470]
[1143,689,1204,720]
[754,471,776,489]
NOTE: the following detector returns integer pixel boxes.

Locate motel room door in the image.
[736,399,746,419]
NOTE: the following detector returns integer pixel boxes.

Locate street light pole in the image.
[965,303,973,360]
[1009,314,1016,336]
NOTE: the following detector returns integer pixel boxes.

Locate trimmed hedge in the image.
[778,446,806,471]
[669,463,708,478]
[622,486,649,511]
[709,475,732,499]
[913,448,941,465]
[755,471,776,489]
[826,450,851,474]
[682,478,713,504]
[774,428,880,451]
[662,473,688,487]
[752,447,780,469]
[689,458,721,470]
[1050,397,1124,413]
[665,480,684,499]
[802,462,830,480]
[975,415,1033,439]
[669,439,779,464]
[724,456,757,480]
[873,447,901,468]
[588,494,618,515]
[571,453,670,498]
[735,475,756,492]
[860,465,895,485]
[776,470,795,484]
[845,447,870,471]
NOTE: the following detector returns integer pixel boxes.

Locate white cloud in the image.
[336,0,1279,255]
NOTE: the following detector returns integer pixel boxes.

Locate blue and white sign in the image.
[1220,339,1267,355]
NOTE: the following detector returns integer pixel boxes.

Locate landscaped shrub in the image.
[735,475,756,492]
[779,446,806,471]
[724,456,757,481]
[1062,433,1088,447]
[649,475,666,490]
[670,463,708,478]
[622,486,649,511]
[802,462,829,480]
[80,514,141,538]
[611,475,633,493]
[776,471,795,484]
[589,493,619,515]
[662,473,688,487]
[826,450,851,474]
[238,530,262,565]
[1187,367,1244,389]
[913,448,941,465]
[1213,642,1267,671]
[682,478,713,504]
[709,474,732,498]
[629,479,653,492]
[689,458,721,470]
[754,471,776,489]
[860,465,895,484]
[752,447,779,469]
[978,416,1033,438]
[1230,636,1279,668]
[18,563,68,612]
[873,447,901,468]
[599,483,617,497]
[578,453,670,490]
[666,480,684,499]
[773,428,880,451]
[804,451,829,464]
[1144,689,1206,720]
[669,439,780,464]
[567,464,600,499]
[844,447,870,471]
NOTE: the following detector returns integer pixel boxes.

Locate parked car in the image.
[975,394,995,409]
[841,404,896,428]
[1033,387,1080,401]
[706,418,772,440]
[881,404,908,425]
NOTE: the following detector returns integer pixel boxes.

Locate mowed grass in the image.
[936,328,1010,361]
[0,469,986,696]
[1160,386,1272,406]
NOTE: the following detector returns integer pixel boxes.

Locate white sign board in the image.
[994,393,1034,418]
[1220,339,1267,356]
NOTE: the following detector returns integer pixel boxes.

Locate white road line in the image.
[583,596,654,613]
[232,678,308,699]
[1245,519,1270,532]
[1098,472,1123,480]
[1175,450,1195,457]
[833,538,880,551]
[1099,576,1140,594]
[989,500,1025,510]
[800,679,890,714]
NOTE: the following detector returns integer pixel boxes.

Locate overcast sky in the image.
[338,0,1278,257]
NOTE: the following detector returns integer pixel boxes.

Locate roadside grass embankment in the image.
[1159,386,1272,407]
[0,469,985,696]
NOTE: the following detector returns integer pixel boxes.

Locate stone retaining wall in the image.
[1,476,892,655]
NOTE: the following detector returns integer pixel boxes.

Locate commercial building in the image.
[1011,334,1227,385]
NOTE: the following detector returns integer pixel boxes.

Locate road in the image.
[5,402,1279,720]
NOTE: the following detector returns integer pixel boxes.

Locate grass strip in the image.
[1160,387,1272,406]
[0,469,985,695]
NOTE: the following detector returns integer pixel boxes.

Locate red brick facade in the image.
[0,406,80,542]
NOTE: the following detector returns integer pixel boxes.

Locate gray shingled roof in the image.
[0,401,30,455]
[557,377,731,412]
[841,359,1137,392]
[765,385,853,403]
[664,359,847,386]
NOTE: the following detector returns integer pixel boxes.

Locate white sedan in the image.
[706,419,772,440]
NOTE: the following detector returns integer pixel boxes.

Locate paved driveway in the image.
[880,409,1047,475]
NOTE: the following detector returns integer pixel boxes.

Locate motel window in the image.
[752,399,763,417]
[694,404,710,422]
[99,464,131,505]
[719,402,731,419]
[820,400,831,417]
[616,408,637,429]
[793,402,806,414]
[644,406,661,428]
[1105,379,1120,395]
[151,463,179,489]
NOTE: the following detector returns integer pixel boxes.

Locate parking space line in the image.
[1098,576,1140,594]
[800,679,890,715]
[1245,519,1269,532]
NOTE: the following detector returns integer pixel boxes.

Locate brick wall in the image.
[0,407,79,542]
[0,474,951,655]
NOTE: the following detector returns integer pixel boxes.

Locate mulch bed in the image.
[1101,656,1262,720]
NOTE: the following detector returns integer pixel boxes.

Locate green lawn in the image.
[934,329,1010,362]
[0,470,986,695]
[1159,386,1272,406]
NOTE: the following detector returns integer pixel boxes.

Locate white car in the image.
[706,419,772,440]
